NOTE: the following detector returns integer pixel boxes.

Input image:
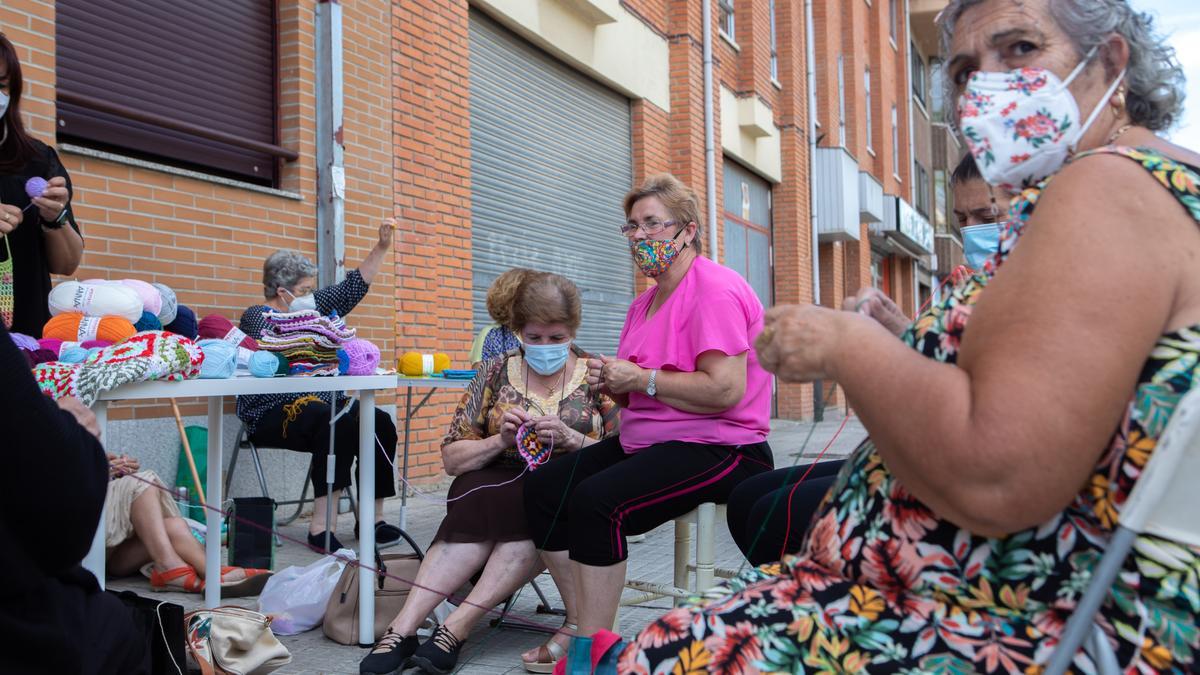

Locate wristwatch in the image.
[646,369,658,397]
[41,205,69,230]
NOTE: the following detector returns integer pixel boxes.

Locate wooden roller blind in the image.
[56,0,283,184]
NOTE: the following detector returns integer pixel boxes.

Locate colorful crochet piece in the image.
[515,422,551,471]
[33,331,203,406]
[257,309,355,376]
[0,235,12,329]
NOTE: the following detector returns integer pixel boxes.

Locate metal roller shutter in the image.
[468,11,633,356]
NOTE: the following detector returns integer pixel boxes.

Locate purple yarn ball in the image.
[25,176,48,200]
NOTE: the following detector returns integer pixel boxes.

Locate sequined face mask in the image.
[630,226,687,278]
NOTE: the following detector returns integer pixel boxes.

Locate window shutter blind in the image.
[56,0,283,184]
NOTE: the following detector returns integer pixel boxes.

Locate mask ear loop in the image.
[1070,67,1127,153]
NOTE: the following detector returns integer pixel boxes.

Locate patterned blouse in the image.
[444,346,619,468]
[480,325,521,364]
[235,269,369,433]
[622,146,1200,674]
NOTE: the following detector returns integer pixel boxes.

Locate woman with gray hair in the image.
[622,1,1200,672]
[236,220,402,552]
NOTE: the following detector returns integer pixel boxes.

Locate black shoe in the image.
[360,629,418,675]
[353,521,404,548]
[409,625,465,674]
[308,530,345,553]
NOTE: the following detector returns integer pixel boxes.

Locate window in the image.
[930,58,946,122]
[911,42,927,106]
[837,55,846,145]
[55,0,287,185]
[891,105,899,177]
[719,0,735,41]
[890,0,899,43]
[933,169,948,229]
[914,162,930,218]
[864,67,873,151]
[769,0,779,81]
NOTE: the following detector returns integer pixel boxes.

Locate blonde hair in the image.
[510,272,582,333]
[486,268,535,328]
[622,173,704,255]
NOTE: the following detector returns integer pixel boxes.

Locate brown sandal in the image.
[220,566,273,598]
[521,622,575,673]
[149,565,204,593]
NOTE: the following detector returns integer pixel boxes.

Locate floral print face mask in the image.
[958,48,1125,194]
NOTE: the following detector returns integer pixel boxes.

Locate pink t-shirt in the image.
[616,255,771,451]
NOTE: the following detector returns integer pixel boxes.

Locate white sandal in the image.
[522,622,577,673]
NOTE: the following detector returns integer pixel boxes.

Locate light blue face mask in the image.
[523,342,570,376]
[961,222,1001,271]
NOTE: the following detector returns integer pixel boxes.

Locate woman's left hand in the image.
[755,304,851,382]
[33,177,69,225]
[531,414,581,451]
[599,357,645,395]
[377,218,395,250]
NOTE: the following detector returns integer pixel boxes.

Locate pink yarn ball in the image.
[337,338,380,376]
[25,176,47,200]
[38,338,64,356]
[80,339,113,350]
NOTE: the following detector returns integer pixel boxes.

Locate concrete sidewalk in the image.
[109,414,866,674]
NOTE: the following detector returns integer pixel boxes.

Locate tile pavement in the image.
[108,414,866,674]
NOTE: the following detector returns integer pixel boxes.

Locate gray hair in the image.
[940,0,1185,131]
[262,250,317,299]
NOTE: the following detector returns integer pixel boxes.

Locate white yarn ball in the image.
[49,281,144,322]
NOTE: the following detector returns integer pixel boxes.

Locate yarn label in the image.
[77,316,101,341]
[71,284,96,310]
[421,354,434,376]
[237,346,254,366]
[222,326,248,346]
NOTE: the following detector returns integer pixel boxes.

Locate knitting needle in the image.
[170,400,207,504]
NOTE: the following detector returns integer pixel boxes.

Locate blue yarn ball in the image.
[60,345,89,363]
[134,310,162,332]
[196,339,238,379]
[249,350,283,378]
[165,305,199,339]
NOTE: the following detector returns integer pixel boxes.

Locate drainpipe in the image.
[703,0,718,259]
[316,0,345,287]
[904,0,920,312]
[805,0,819,305]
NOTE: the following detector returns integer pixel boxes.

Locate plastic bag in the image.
[258,549,355,635]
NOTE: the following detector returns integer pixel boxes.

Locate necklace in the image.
[1106,123,1134,146]
[522,359,569,416]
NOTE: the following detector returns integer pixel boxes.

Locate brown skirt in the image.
[432,465,530,544]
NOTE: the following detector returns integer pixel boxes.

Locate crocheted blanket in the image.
[257,309,354,375]
[34,331,204,406]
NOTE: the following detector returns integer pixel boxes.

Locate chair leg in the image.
[249,443,270,499]
[695,503,716,594]
[673,517,692,608]
[277,462,311,526]
[225,430,244,498]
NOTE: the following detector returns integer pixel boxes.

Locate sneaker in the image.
[360,629,418,675]
[409,625,465,674]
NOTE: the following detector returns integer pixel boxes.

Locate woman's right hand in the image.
[499,407,531,447]
[841,286,910,336]
[0,203,21,235]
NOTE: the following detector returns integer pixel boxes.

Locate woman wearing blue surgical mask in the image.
[0,32,83,337]
[362,272,617,675]
[235,220,400,552]
[626,1,1200,672]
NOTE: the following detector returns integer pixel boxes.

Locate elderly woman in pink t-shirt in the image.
[520,174,773,671]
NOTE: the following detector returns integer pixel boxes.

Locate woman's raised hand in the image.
[841,286,910,337]
[499,407,531,447]
[597,356,645,395]
[33,177,69,224]
[377,218,396,250]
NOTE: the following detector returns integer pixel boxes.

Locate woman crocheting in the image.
[105,455,268,596]
[361,272,617,675]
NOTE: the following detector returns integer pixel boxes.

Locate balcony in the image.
[814,147,860,242]
[858,171,884,223]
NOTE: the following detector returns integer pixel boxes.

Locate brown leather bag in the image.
[322,551,422,645]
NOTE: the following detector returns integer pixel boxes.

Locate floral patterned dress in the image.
[621,146,1200,674]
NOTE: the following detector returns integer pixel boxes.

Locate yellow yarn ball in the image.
[399,351,453,376]
[400,352,425,376]
[434,353,450,374]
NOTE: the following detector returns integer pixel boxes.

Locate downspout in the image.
[703,0,718,259]
[904,0,920,312]
[316,1,346,287]
[805,0,819,305]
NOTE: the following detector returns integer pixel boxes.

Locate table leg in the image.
[82,401,110,588]
[400,387,412,531]
[358,389,377,646]
[206,396,224,609]
[326,397,337,553]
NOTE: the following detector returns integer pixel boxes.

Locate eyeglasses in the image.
[619,219,679,236]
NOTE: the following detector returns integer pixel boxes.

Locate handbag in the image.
[108,589,187,675]
[185,606,291,675]
[323,549,423,645]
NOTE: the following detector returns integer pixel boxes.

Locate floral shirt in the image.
[444,346,619,467]
[622,146,1200,674]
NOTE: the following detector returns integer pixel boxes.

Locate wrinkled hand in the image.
[108,454,140,478]
[0,203,20,235]
[377,218,396,250]
[755,305,850,382]
[597,356,646,395]
[841,286,909,336]
[530,414,579,451]
[499,407,531,447]
[57,396,101,439]
[33,177,69,224]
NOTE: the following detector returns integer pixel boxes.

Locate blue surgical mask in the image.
[523,342,570,376]
[961,223,1001,271]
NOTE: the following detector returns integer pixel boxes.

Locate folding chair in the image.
[1045,386,1200,675]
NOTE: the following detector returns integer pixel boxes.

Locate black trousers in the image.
[523,435,772,567]
[250,400,398,500]
[726,460,846,566]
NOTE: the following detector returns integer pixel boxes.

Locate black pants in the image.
[250,400,398,499]
[524,435,773,567]
[726,460,845,566]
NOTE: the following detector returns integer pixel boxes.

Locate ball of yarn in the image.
[196,339,238,379]
[165,305,198,339]
[43,313,136,343]
[8,331,38,351]
[198,314,258,351]
[337,338,381,376]
[80,278,162,316]
[25,176,47,200]
[434,353,450,374]
[399,351,450,376]
[29,348,58,366]
[59,345,89,364]
[152,282,178,325]
[134,310,162,332]
[38,338,64,356]
[80,339,113,350]
[49,281,143,322]
[248,350,284,378]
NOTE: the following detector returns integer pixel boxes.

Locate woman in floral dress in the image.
[622,1,1200,672]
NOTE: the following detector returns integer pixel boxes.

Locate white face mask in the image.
[0,90,8,119]
[957,48,1126,193]
[282,288,316,312]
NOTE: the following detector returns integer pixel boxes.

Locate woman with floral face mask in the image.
[519,174,774,671]
[621,1,1200,673]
